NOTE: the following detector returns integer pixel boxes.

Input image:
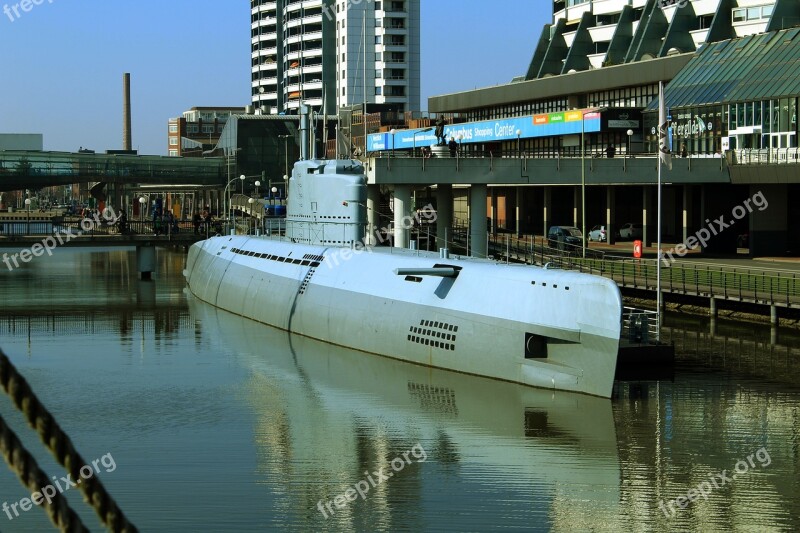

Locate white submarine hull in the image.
[184,235,622,397]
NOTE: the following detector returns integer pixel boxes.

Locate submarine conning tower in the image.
[285,104,368,246]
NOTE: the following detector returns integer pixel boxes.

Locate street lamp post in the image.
[626,129,634,158]
[278,134,291,178]
[516,129,522,157]
[223,175,246,235]
[138,195,150,234]
[247,197,255,234]
[24,198,31,235]
[390,128,396,158]
[581,107,607,258]
[626,129,634,172]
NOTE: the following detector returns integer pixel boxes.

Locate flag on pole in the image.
[658,81,672,170]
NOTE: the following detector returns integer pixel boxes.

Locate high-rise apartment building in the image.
[250,0,419,115]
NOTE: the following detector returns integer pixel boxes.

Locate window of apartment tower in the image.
[169,125,178,133]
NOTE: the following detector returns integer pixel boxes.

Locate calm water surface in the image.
[0,247,798,532]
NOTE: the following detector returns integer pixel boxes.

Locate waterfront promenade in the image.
[0,215,207,248]
[481,233,800,322]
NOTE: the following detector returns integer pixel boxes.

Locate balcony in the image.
[383,43,408,52]
[690,28,710,49]
[302,30,323,41]
[384,25,407,35]
[253,1,277,12]
[588,23,616,43]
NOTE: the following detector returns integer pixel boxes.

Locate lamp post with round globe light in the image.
[138,195,150,234]
[248,197,255,234]
[516,129,522,157]
[24,198,31,234]
[627,129,634,158]
[222,175,246,234]
[268,186,278,234]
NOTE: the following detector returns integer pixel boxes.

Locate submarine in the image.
[184,105,623,398]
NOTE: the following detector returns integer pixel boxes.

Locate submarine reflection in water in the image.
[189,297,623,531]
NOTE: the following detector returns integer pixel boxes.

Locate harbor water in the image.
[0,247,798,531]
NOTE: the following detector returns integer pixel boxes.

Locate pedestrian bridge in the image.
[0,151,226,191]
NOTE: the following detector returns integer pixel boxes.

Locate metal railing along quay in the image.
[0,216,212,243]
[482,234,800,312]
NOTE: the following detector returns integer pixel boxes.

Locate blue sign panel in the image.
[367,112,601,152]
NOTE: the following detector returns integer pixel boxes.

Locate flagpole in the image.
[657,132,662,341]
[656,81,665,342]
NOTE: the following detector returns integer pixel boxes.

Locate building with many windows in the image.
[250,0,419,115]
[168,107,246,157]
[369,0,800,257]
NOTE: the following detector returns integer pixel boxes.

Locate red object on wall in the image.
[633,240,642,258]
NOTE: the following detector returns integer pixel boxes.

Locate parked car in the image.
[619,222,643,240]
[588,225,607,242]
[547,226,583,250]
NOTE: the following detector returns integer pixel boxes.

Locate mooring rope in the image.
[0,349,138,532]
[0,413,89,531]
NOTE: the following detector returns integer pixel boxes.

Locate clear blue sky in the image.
[0,1,547,155]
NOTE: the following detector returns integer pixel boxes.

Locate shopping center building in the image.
[367,0,800,257]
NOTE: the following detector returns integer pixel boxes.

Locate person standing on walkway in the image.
[448,137,458,157]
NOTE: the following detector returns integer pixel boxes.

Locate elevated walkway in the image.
[0,150,225,191]
[367,153,731,186]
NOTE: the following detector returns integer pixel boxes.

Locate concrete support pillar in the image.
[366,184,380,245]
[606,186,616,245]
[682,185,692,244]
[393,185,411,249]
[710,296,717,317]
[699,184,706,231]
[136,245,156,280]
[749,184,788,257]
[490,187,498,234]
[543,186,552,239]
[771,305,778,326]
[469,184,488,258]
[436,184,453,251]
[643,186,653,247]
[515,187,522,237]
